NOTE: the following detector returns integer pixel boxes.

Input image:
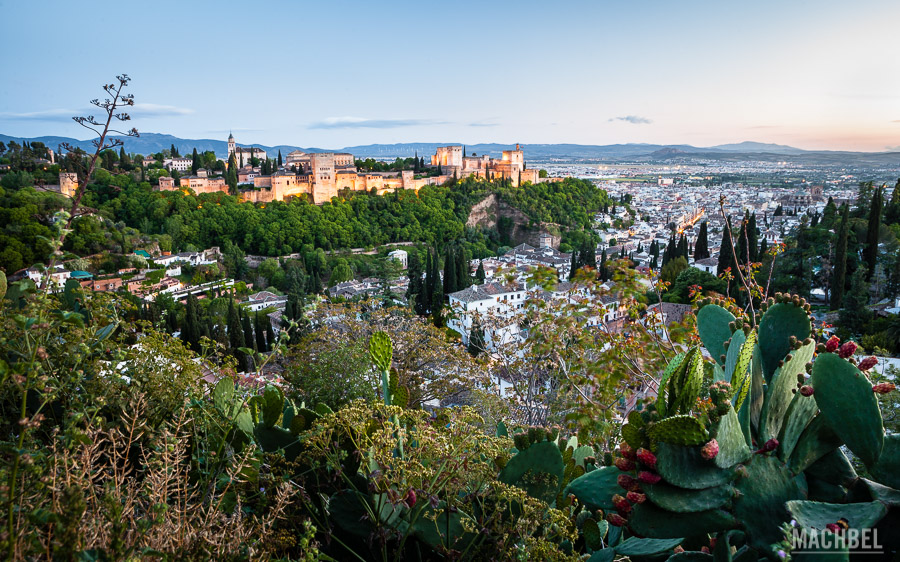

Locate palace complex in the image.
[62,137,552,205]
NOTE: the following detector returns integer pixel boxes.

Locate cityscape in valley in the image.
[2,1,900,560]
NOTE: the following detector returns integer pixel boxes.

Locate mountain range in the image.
[2,133,897,168]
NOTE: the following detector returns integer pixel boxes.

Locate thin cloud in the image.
[609,115,652,125]
[748,125,780,129]
[892,119,900,123]
[309,116,445,129]
[469,121,499,127]
[0,108,78,121]
[0,102,193,121]
[131,103,194,117]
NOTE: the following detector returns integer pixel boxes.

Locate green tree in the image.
[660,256,688,284]
[831,204,850,310]
[694,221,709,260]
[329,262,353,286]
[191,148,199,174]
[455,246,470,290]
[475,260,486,284]
[863,185,883,281]
[241,309,255,352]
[407,251,425,313]
[839,264,873,334]
[254,312,268,352]
[443,247,457,295]
[468,317,486,356]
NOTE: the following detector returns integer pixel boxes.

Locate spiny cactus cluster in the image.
[567,294,900,560]
[212,376,325,461]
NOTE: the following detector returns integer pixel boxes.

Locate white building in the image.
[692,257,718,274]
[388,249,408,269]
[243,291,288,312]
[164,158,193,172]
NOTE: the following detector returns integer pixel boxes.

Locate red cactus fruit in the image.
[838,341,857,359]
[404,489,417,508]
[701,547,710,554]
[619,441,637,460]
[701,439,719,460]
[825,523,841,533]
[636,448,657,469]
[873,382,896,394]
[858,356,878,371]
[673,546,685,554]
[709,538,717,550]
[615,457,636,471]
[799,385,814,397]
[617,474,637,490]
[755,438,779,454]
[825,335,840,353]
[613,494,633,514]
[607,513,627,527]
[626,491,647,504]
[638,471,662,484]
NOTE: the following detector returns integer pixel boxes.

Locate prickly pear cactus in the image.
[567,294,900,559]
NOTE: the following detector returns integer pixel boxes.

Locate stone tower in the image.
[59,172,79,197]
[227,132,236,160]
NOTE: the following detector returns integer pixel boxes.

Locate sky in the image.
[1,0,899,152]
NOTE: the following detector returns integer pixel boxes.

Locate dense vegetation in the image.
[0,143,609,274]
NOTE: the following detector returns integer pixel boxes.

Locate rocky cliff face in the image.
[466,193,561,248]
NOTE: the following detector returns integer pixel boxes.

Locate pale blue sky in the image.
[1,0,898,151]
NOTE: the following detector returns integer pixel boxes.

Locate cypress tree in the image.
[443,247,457,295]
[265,317,275,351]
[424,250,435,315]
[456,247,470,290]
[748,213,759,262]
[277,150,283,167]
[831,204,850,310]
[182,295,202,352]
[717,218,735,278]
[863,185,883,281]
[254,312,267,352]
[414,151,419,173]
[408,251,425,314]
[191,148,199,174]
[468,317,486,357]
[568,249,580,280]
[242,310,255,352]
[759,237,768,259]
[227,299,245,352]
[431,250,443,327]
[476,260,486,284]
[736,217,749,269]
[600,249,608,281]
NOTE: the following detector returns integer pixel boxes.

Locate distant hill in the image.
[710,141,808,155]
[1,132,897,168]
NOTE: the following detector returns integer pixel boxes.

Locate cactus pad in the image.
[648,415,709,446]
[655,443,732,489]
[732,455,805,552]
[628,501,737,538]
[785,500,887,531]
[369,331,393,372]
[614,537,684,556]
[697,304,736,367]
[565,465,621,512]
[869,434,900,489]
[712,407,751,469]
[759,341,815,442]
[644,480,734,513]
[757,302,811,382]
[498,440,565,504]
[811,353,883,468]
